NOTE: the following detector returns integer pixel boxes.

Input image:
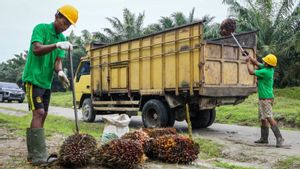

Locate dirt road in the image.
[1,102,300,169]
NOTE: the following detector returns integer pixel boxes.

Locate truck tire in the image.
[82,98,96,122]
[142,99,168,128]
[205,109,216,128]
[18,99,24,103]
[190,109,210,129]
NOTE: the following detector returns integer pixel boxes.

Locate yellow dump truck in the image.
[74,21,257,128]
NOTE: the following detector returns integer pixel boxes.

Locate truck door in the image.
[74,61,91,103]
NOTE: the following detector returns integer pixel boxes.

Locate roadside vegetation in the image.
[272,156,300,169]
[213,161,257,169]
[48,91,73,108]
[0,112,103,138]
[23,91,73,108]
[194,137,223,159]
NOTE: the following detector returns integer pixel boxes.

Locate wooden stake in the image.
[185,103,193,140]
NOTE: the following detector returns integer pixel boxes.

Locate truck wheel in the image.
[18,99,24,103]
[142,99,168,128]
[190,109,210,129]
[82,98,96,122]
[205,109,216,128]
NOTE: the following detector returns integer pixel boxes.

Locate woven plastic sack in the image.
[101,114,130,144]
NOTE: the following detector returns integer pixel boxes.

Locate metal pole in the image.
[231,33,245,54]
[68,48,79,133]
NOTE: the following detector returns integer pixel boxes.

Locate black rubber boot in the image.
[28,128,57,166]
[254,126,269,144]
[271,125,284,148]
[26,128,33,162]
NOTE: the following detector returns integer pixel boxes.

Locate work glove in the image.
[56,41,73,51]
[242,50,249,57]
[58,70,70,89]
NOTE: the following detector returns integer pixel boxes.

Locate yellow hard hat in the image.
[262,54,277,67]
[58,5,78,25]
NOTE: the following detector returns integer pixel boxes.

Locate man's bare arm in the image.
[32,42,57,56]
[248,56,261,67]
[247,60,255,75]
[54,58,63,73]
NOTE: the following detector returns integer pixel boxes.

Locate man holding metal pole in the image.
[22,4,78,166]
[220,18,285,148]
[245,52,285,148]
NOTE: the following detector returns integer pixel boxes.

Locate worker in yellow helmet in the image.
[22,5,78,166]
[245,52,284,148]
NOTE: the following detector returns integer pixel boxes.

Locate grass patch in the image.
[272,156,300,169]
[0,106,28,113]
[216,87,300,128]
[194,137,223,159]
[0,112,104,138]
[214,161,257,169]
[49,91,73,108]
[24,91,73,108]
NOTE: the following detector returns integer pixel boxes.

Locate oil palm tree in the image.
[202,15,221,39]
[102,8,145,42]
[172,7,196,26]
[143,8,197,35]
[0,52,27,83]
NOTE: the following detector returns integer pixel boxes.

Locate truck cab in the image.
[74,56,93,121]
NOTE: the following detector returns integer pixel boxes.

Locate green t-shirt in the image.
[254,64,274,99]
[22,23,66,89]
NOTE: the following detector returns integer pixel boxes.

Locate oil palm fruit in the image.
[95,139,144,169]
[142,127,177,138]
[121,130,150,148]
[144,134,199,164]
[58,133,97,167]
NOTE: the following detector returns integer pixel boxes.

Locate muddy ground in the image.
[1,103,300,169]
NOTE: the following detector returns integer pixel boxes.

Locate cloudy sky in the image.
[0,0,230,62]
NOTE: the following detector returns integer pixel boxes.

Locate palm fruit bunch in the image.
[58,133,97,167]
[121,130,150,148]
[142,127,177,138]
[144,134,199,164]
[220,18,236,36]
[95,139,144,169]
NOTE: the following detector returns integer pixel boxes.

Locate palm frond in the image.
[274,0,295,26]
[135,12,145,35]
[255,0,273,17]
[159,17,174,29]
[171,12,187,26]
[201,15,215,25]
[143,23,162,35]
[106,17,124,33]
[188,7,195,23]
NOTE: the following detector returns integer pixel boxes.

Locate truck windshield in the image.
[76,61,90,82]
